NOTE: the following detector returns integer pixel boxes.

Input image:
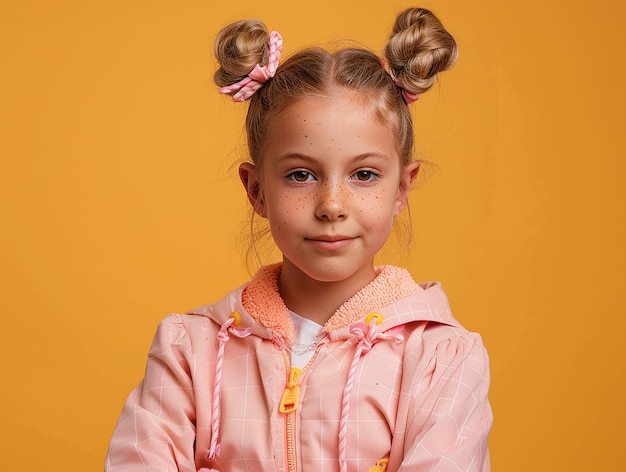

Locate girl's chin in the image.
[282,259,376,286]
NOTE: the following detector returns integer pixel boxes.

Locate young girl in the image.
[106,7,492,472]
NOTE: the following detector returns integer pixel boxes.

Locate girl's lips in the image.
[306,237,355,251]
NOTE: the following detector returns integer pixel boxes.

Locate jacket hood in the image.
[189,263,462,346]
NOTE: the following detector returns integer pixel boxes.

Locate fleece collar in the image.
[240,263,424,343]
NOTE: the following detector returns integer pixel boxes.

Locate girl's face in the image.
[240,93,418,290]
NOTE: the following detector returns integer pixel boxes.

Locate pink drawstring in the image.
[207,313,251,460]
[337,316,404,472]
[219,31,283,102]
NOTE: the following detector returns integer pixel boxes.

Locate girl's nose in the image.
[315,180,348,221]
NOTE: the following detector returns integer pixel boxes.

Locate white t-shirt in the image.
[289,310,323,369]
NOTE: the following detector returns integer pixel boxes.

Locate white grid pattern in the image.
[106,280,492,471]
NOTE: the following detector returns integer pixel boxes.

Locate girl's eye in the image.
[287,170,314,182]
[352,170,378,182]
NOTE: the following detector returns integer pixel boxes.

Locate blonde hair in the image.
[213,7,457,267]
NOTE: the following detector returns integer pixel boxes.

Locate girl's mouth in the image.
[306,236,355,251]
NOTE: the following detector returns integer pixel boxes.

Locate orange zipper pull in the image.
[279,367,302,414]
[367,458,389,472]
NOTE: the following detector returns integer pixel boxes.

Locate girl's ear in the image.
[239,162,267,217]
[394,161,420,216]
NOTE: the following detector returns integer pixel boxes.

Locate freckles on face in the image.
[256,94,405,285]
[271,192,309,229]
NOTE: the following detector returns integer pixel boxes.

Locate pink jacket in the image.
[106,264,492,471]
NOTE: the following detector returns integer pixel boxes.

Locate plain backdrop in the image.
[1,0,625,470]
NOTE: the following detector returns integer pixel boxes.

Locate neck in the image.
[278,259,377,326]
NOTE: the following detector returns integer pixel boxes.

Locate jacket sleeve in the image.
[105,314,198,472]
[396,331,493,472]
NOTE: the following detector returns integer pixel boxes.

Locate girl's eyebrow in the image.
[277,153,316,163]
[277,152,391,163]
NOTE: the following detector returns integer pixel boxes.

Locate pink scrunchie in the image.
[394,78,419,104]
[381,59,419,105]
[219,31,283,102]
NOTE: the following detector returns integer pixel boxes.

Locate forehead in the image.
[261,94,399,162]
[273,91,389,126]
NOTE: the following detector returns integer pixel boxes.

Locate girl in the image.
[106,7,492,472]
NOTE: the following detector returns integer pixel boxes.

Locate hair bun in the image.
[384,7,458,96]
[214,19,271,89]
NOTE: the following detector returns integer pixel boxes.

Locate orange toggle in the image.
[365,312,383,325]
[229,311,241,326]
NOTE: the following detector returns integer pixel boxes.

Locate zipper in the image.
[281,366,305,472]
[280,341,325,472]
[280,354,299,472]
[285,409,297,472]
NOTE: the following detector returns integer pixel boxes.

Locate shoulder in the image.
[185,283,247,322]
[400,319,490,399]
[384,282,489,374]
[148,284,248,354]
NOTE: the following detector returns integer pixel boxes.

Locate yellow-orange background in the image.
[1,0,624,470]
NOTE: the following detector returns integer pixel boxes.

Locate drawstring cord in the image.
[338,314,404,472]
[207,312,251,460]
[204,311,402,471]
